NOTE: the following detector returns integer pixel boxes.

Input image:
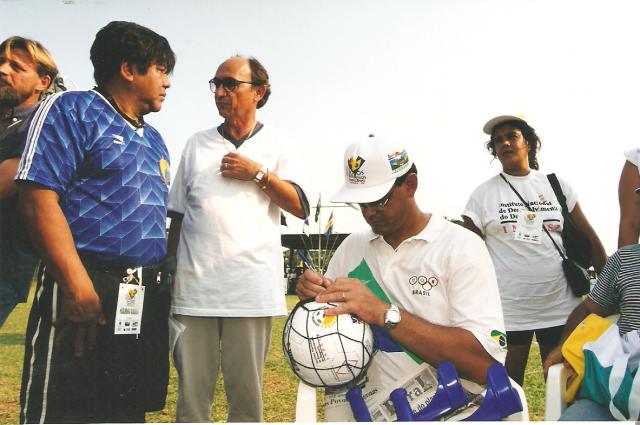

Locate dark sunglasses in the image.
[355,185,397,211]
[208,77,254,93]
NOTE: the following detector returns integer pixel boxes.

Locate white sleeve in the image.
[556,174,578,212]
[624,148,640,169]
[325,237,350,281]
[461,187,486,234]
[446,235,507,364]
[167,139,193,215]
[324,234,368,282]
[273,133,309,199]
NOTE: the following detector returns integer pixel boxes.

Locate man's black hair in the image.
[90,21,176,87]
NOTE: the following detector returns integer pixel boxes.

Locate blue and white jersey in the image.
[17,90,170,267]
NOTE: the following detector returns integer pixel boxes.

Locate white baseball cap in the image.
[331,135,413,203]
[483,114,528,135]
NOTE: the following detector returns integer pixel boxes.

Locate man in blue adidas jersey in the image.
[0,37,61,328]
[16,21,175,423]
[543,244,640,420]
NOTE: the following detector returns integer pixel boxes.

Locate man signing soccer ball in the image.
[296,135,507,421]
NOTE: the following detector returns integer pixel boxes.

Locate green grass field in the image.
[0,294,545,423]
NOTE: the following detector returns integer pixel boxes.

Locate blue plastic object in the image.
[389,388,412,421]
[346,361,467,422]
[411,361,468,421]
[462,363,523,421]
[347,386,373,422]
[371,326,403,353]
[346,362,523,422]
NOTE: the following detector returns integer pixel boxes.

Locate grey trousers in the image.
[174,315,272,422]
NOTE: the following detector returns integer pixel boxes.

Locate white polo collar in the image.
[365,213,444,246]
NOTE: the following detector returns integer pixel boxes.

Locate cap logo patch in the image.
[388,149,409,172]
[348,155,365,173]
[347,155,366,184]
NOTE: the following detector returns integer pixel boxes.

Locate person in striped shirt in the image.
[543,244,640,420]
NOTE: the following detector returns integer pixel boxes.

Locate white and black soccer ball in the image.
[282,299,376,388]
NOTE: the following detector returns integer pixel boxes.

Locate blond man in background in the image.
[0,36,62,327]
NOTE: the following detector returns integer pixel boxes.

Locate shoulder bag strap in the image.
[499,173,567,260]
[547,173,570,217]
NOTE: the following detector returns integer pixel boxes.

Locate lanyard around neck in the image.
[499,173,566,259]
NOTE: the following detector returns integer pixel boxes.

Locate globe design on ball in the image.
[282,299,376,388]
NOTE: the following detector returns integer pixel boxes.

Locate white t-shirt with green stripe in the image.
[323,214,506,421]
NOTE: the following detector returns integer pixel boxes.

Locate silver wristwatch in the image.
[253,164,267,183]
[383,304,401,330]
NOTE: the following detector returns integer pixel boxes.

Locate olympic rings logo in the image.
[408,275,438,289]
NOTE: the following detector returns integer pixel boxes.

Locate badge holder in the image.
[114,268,145,337]
[462,363,523,421]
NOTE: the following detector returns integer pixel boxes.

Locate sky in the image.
[2,0,638,254]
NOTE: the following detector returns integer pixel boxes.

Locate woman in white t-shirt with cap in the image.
[461,114,607,386]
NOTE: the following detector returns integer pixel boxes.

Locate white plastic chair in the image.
[294,378,529,422]
[295,380,319,422]
[543,314,619,421]
[544,363,570,421]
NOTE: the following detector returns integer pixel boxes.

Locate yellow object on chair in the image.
[561,313,614,402]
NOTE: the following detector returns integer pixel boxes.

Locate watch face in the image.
[388,309,400,323]
[384,306,401,328]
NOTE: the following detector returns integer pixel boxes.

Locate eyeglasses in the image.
[209,77,254,93]
[354,185,397,211]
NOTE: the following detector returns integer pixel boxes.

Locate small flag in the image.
[314,195,321,223]
[324,211,334,240]
[280,212,288,226]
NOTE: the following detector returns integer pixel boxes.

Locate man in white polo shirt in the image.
[167,56,309,422]
[296,135,506,421]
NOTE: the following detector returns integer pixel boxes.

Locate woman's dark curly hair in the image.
[485,119,541,170]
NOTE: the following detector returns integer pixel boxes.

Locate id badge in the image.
[115,283,145,335]
[514,210,542,244]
